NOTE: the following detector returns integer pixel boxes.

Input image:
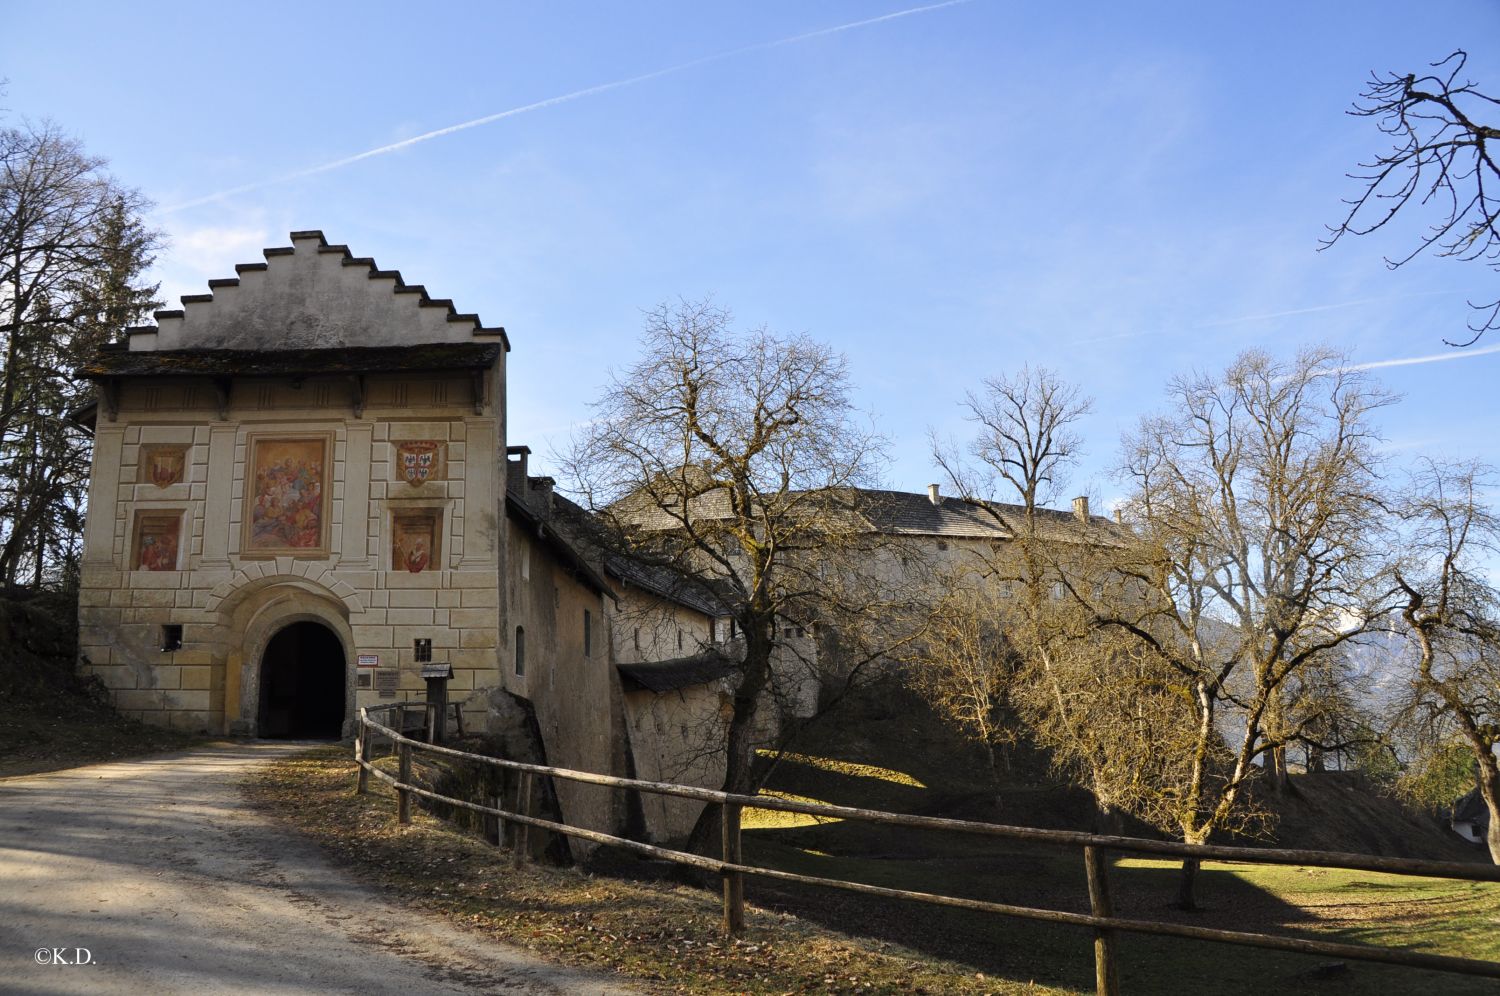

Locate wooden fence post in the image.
[453,701,467,738]
[491,793,504,847]
[722,802,745,936]
[397,740,412,825]
[513,771,533,868]
[1084,846,1120,996]
[393,703,405,757]
[355,714,369,795]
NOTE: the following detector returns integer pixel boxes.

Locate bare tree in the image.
[1323,50,1500,344]
[566,299,919,849]
[0,121,159,587]
[1391,458,1500,863]
[1105,347,1396,907]
[907,586,1017,787]
[924,367,1168,827]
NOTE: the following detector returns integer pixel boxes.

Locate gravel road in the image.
[0,742,635,995]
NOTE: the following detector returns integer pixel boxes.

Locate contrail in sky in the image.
[1346,342,1500,372]
[1068,290,1460,347]
[1195,290,1455,329]
[162,0,973,214]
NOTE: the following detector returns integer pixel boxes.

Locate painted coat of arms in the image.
[140,446,186,487]
[397,441,442,485]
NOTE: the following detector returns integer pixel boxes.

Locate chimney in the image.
[928,483,941,506]
[1114,507,1124,526]
[505,445,530,497]
[1072,496,1090,523]
[530,476,556,519]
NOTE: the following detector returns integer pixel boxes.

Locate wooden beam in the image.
[470,368,486,415]
[348,374,366,419]
[210,377,231,420]
[98,379,119,422]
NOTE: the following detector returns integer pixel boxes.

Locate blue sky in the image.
[6,1,1499,507]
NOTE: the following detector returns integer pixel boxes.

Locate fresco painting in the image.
[132,512,182,571]
[246,436,328,554]
[392,511,440,573]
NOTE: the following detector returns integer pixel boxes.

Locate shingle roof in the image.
[603,555,729,618]
[1453,788,1491,826]
[612,483,1120,545]
[79,343,502,379]
[505,494,615,600]
[617,649,740,692]
[855,489,1015,539]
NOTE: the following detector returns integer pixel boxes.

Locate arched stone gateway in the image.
[217,576,357,738]
[257,621,346,739]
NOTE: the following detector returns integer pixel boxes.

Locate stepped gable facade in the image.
[76,231,516,737]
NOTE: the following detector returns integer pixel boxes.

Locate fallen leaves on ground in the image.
[244,747,1069,995]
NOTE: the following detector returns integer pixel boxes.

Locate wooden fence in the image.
[353,703,1500,995]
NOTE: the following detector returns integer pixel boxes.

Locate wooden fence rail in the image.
[352,704,1500,995]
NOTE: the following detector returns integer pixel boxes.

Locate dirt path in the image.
[0,742,635,995]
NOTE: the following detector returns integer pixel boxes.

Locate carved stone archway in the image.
[215,576,357,737]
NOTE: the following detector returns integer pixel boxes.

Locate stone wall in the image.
[499,512,626,852]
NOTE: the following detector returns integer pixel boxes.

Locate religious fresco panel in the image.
[242,433,332,557]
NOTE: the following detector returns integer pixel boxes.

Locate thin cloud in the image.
[1067,290,1461,347]
[1346,342,1500,372]
[162,0,973,214]
[1195,290,1456,329]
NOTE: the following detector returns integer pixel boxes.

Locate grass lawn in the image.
[744,836,1500,995]
[738,681,1500,994]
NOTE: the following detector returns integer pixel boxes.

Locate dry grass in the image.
[246,746,1071,995]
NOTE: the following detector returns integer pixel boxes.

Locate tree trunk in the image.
[1175,827,1207,910]
[1478,756,1500,865]
[684,622,774,856]
[1175,856,1200,911]
[1093,799,1122,836]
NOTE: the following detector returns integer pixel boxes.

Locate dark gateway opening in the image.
[257,621,346,739]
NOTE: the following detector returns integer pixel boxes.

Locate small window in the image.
[936,540,949,551]
[520,544,530,581]
[1050,582,1066,601]
[584,609,592,657]
[633,627,641,651]
[160,625,183,653]
[729,619,737,639]
[414,638,432,662]
[515,626,526,676]
[677,630,683,651]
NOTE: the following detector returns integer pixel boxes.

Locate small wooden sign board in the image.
[374,670,399,698]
